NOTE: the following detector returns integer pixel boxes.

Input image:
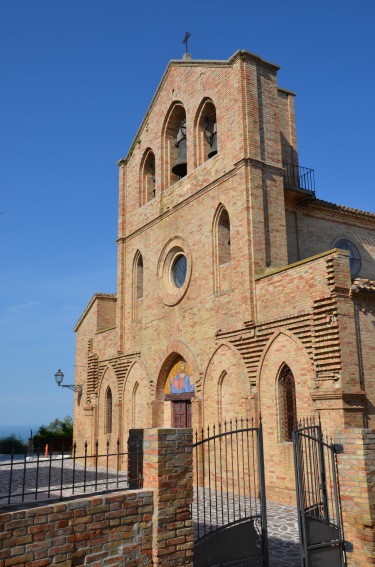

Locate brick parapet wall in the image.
[335,428,375,566]
[142,428,194,567]
[0,428,194,566]
[0,490,153,566]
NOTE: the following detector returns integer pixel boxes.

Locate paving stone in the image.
[0,458,128,508]
[192,488,300,566]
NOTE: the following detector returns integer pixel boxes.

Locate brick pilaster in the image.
[143,428,194,567]
[335,429,375,565]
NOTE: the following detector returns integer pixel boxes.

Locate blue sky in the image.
[1,1,374,428]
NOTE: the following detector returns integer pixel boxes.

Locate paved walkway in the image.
[267,501,300,567]
[192,488,300,567]
[0,455,128,506]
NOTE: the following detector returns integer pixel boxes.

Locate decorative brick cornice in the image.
[235,157,285,176]
[116,167,237,244]
[254,249,342,281]
[229,49,280,71]
[278,87,296,97]
[87,352,141,402]
[311,390,366,405]
[302,198,375,223]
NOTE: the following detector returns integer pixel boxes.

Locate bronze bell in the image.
[171,119,187,178]
[204,118,217,159]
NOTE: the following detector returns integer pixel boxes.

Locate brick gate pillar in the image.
[334,428,375,566]
[142,428,194,567]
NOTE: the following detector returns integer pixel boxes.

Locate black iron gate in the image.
[192,418,269,567]
[293,420,345,567]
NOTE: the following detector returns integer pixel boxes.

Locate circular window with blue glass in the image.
[171,253,187,288]
[158,238,192,306]
[333,238,361,276]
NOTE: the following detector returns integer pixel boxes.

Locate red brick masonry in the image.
[0,428,193,567]
[335,429,375,566]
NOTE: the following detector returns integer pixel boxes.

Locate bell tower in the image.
[116,52,295,357]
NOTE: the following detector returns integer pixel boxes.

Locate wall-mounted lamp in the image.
[54,369,82,394]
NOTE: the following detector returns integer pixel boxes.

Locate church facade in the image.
[73,50,375,502]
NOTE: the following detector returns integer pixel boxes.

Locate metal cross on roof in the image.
[183,32,191,53]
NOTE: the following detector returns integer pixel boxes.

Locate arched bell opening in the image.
[163,103,187,186]
[196,99,217,167]
[143,151,156,203]
[140,148,156,205]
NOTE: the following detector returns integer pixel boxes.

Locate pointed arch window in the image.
[278,365,297,442]
[217,370,227,423]
[105,387,113,435]
[132,382,139,429]
[133,251,143,321]
[141,149,156,205]
[213,205,231,293]
[218,208,231,266]
[136,254,144,300]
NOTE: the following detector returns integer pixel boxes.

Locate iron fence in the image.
[293,419,345,566]
[283,162,315,193]
[192,417,269,566]
[0,439,142,509]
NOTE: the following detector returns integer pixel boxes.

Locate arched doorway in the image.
[164,356,195,428]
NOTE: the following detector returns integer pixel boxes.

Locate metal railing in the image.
[192,418,268,563]
[283,162,315,193]
[293,419,345,566]
[0,439,142,508]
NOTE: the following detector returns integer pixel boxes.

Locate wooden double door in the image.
[172,401,192,428]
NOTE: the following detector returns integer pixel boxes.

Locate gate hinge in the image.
[334,443,344,454]
[344,540,353,552]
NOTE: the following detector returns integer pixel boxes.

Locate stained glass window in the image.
[105,387,112,435]
[279,365,297,442]
[334,239,361,276]
[172,254,187,288]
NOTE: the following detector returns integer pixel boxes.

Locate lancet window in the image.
[105,387,113,435]
[132,251,144,321]
[278,365,297,442]
[141,149,156,205]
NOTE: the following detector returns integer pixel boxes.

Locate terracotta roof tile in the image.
[351,279,375,293]
[308,199,375,221]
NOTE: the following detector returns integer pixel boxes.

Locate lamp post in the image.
[54,369,82,394]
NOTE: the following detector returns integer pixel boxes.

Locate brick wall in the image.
[0,492,153,566]
[0,429,193,567]
[335,429,375,566]
[141,428,193,566]
[353,297,375,428]
[285,199,375,280]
